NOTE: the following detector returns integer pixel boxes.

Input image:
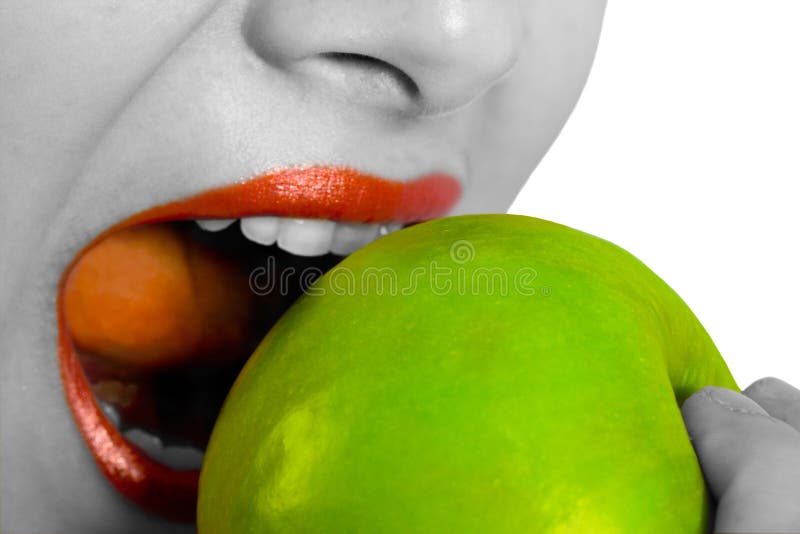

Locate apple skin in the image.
[198,214,737,533]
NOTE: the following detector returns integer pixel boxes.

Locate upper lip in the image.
[123,165,462,227]
[57,165,461,523]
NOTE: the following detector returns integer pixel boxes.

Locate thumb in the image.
[681,386,772,497]
[681,386,800,533]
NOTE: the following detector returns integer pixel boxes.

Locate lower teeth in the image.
[99,399,205,471]
[99,398,122,428]
[122,426,204,471]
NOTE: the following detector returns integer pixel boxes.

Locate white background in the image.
[510,1,800,388]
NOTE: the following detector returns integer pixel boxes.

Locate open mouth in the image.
[56,166,460,523]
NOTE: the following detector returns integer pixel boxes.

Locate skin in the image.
[682,379,800,532]
[0,1,796,532]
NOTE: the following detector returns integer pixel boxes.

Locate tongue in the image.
[63,223,258,370]
[63,221,342,449]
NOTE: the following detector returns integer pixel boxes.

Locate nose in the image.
[243,0,524,115]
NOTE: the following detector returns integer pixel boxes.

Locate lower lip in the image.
[56,166,461,522]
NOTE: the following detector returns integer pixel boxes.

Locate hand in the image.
[682,377,800,533]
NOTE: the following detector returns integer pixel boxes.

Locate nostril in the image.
[318,52,421,100]
[282,51,422,113]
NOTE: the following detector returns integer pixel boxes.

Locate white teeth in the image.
[123,427,204,471]
[196,218,236,232]
[330,223,381,256]
[159,444,205,471]
[98,399,121,428]
[240,216,280,246]
[124,428,164,458]
[196,215,405,256]
[379,222,404,236]
[277,218,337,256]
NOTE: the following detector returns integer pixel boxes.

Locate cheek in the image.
[459,3,605,214]
[0,0,221,265]
[508,0,606,147]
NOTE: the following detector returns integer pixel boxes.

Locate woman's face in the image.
[0,0,606,531]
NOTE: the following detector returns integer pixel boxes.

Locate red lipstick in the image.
[57,167,460,522]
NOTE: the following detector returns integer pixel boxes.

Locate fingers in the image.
[744,377,800,431]
[681,385,800,533]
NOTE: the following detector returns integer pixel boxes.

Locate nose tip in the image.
[243,0,523,115]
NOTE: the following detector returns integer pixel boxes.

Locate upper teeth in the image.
[196,217,403,257]
[196,218,236,232]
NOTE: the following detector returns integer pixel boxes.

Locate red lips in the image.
[57,166,460,522]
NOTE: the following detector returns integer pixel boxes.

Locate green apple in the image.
[198,214,737,533]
